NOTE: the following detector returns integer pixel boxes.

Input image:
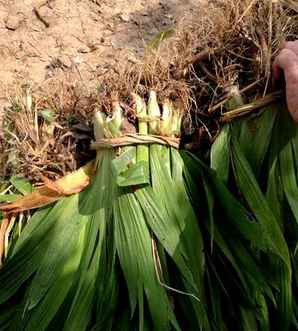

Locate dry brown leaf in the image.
[0,161,95,214]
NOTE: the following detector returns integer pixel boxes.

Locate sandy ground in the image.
[0,0,205,107]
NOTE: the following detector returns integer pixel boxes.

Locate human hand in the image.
[273,41,298,122]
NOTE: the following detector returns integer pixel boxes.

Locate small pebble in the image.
[59,55,72,68]
[119,13,130,23]
[5,14,21,31]
[78,45,90,54]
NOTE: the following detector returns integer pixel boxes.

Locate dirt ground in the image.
[0,0,206,107]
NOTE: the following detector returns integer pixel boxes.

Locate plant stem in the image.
[133,93,150,183]
[107,101,123,138]
[148,90,160,134]
[225,85,245,110]
[160,99,173,137]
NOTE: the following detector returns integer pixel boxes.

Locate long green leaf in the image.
[231,138,291,270]
[25,225,85,331]
[114,191,174,331]
[211,125,230,184]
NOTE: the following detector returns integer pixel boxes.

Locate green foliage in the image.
[147,29,175,49]
[1,102,298,330]
[38,109,55,123]
[9,176,33,195]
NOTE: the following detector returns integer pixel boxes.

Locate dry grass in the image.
[1,80,96,182]
[97,51,191,114]
[1,0,297,182]
[172,0,298,104]
[166,0,298,146]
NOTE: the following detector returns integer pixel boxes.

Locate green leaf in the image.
[255,292,270,331]
[202,177,215,252]
[80,151,119,331]
[206,270,226,331]
[114,191,174,331]
[9,176,33,194]
[266,158,284,225]
[147,29,175,49]
[0,192,88,306]
[63,216,102,331]
[95,236,119,331]
[211,124,230,184]
[0,206,52,304]
[182,151,268,250]
[232,106,277,176]
[0,306,15,330]
[116,161,149,187]
[39,109,55,123]
[25,224,85,331]
[144,145,210,330]
[240,307,258,331]
[0,194,22,202]
[112,146,150,186]
[231,138,291,271]
[275,260,293,331]
[112,146,135,175]
[25,197,87,310]
[280,140,298,225]
[291,129,298,180]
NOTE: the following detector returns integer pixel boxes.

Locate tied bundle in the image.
[0,1,298,331]
[0,93,211,331]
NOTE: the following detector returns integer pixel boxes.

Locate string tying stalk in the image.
[90,133,180,150]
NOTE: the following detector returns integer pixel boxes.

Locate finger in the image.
[273,48,286,80]
[273,47,298,122]
[286,84,298,123]
[284,58,298,122]
[273,48,298,80]
[284,40,298,56]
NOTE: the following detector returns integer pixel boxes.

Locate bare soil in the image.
[0,0,205,107]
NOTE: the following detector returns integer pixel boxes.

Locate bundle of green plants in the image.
[0,92,214,330]
[0,1,298,330]
[183,99,298,330]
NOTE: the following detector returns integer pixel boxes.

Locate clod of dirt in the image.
[78,45,90,54]
[5,14,21,31]
[59,56,73,68]
[119,13,130,23]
